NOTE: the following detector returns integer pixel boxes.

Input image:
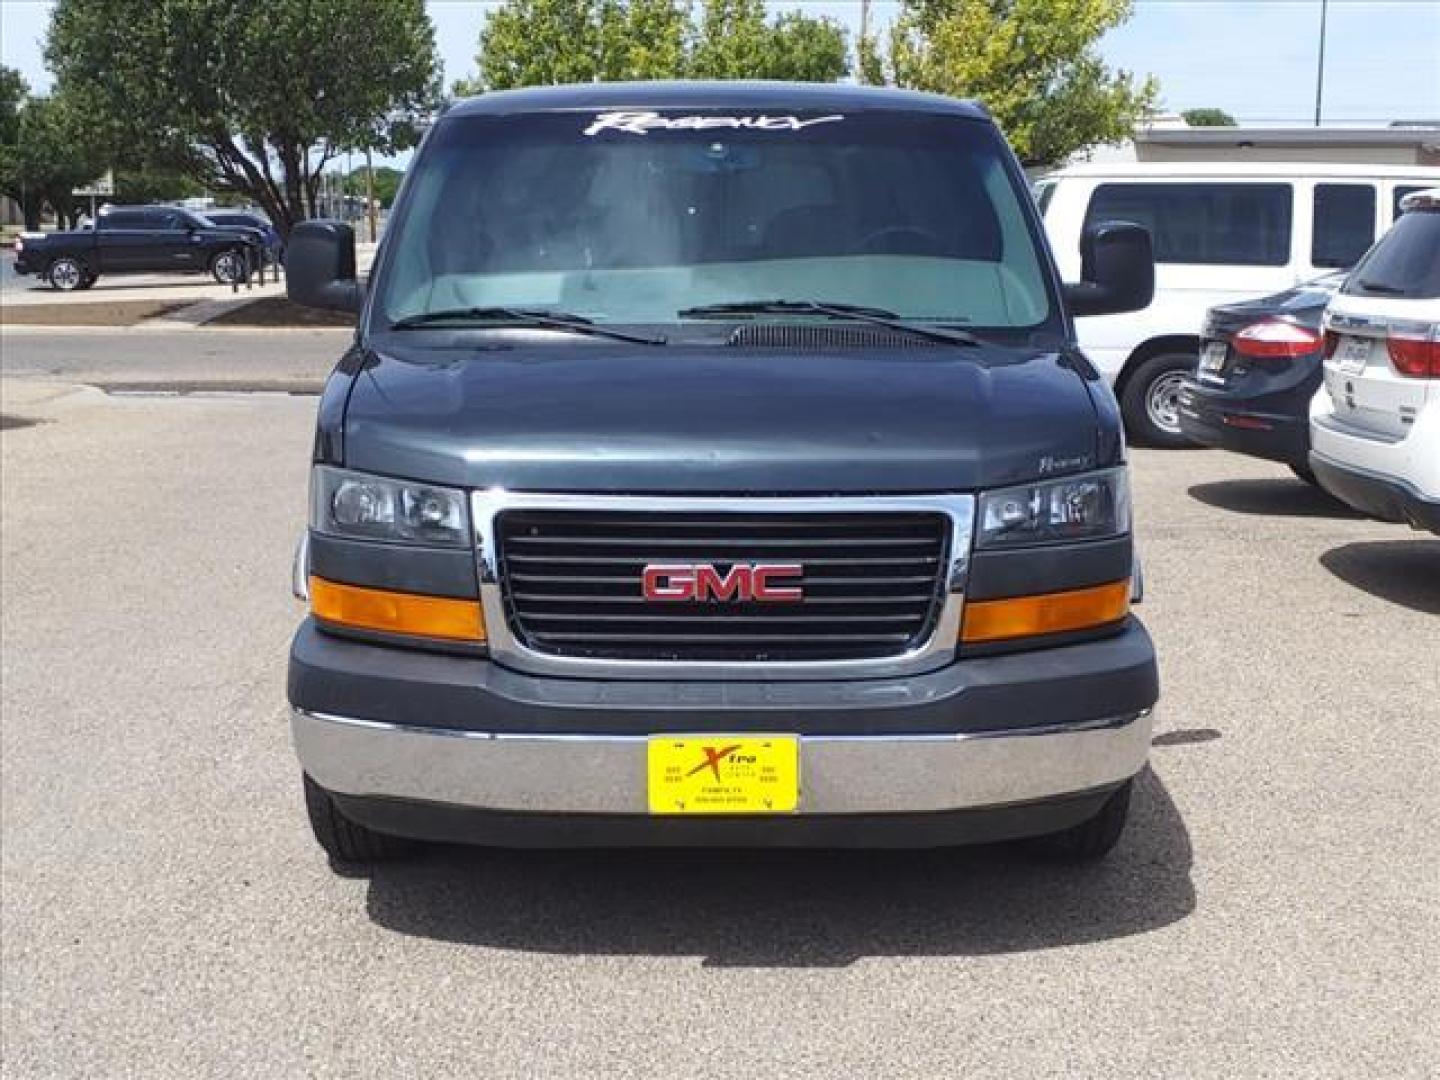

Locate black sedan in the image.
[1178,274,1343,483]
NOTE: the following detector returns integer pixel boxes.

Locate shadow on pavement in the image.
[1152,728,1221,747]
[1188,477,1362,519]
[361,768,1194,967]
[1320,539,1440,615]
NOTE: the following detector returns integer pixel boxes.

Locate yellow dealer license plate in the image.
[647,736,799,815]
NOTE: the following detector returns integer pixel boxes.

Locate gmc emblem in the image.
[642,563,803,603]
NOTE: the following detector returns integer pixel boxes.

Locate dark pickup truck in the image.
[285,82,1161,867]
[14,204,263,291]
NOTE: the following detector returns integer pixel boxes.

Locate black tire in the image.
[1290,463,1319,486]
[210,248,246,285]
[77,272,99,290]
[303,773,417,864]
[47,256,87,292]
[1027,779,1133,862]
[1120,353,1199,449]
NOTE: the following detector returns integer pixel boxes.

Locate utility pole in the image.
[366,146,377,244]
[1314,0,1329,126]
[859,0,871,81]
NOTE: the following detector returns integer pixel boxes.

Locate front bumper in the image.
[290,618,1158,846]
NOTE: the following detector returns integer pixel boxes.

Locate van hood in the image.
[339,337,1112,494]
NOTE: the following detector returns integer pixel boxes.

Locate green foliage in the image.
[344,165,405,209]
[1182,107,1236,127]
[688,0,772,79]
[0,66,27,146]
[856,34,886,87]
[45,0,441,233]
[879,0,1158,167]
[113,168,204,205]
[465,0,848,93]
[0,76,108,230]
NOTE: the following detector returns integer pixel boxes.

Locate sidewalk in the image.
[0,243,374,331]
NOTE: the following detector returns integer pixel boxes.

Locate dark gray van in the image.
[284,82,1159,865]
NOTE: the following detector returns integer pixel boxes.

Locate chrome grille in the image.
[496,510,950,662]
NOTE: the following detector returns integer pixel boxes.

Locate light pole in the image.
[1314,0,1329,126]
[365,145,377,244]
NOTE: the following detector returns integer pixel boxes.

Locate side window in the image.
[1393,186,1427,221]
[100,210,141,229]
[1311,183,1375,268]
[1084,182,1293,266]
[129,212,170,232]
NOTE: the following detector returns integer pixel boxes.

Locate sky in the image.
[4,0,1438,128]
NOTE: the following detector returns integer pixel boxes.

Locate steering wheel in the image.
[858,226,947,256]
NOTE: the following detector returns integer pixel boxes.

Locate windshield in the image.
[371,110,1056,336]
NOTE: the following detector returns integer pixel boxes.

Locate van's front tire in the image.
[1027,779,1133,862]
[303,773,417,864]
[1121,353,1198,448]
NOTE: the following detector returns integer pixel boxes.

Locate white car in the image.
[1038,162,1440,446]
[1310,189,1440,534]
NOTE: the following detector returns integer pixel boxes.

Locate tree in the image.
[45,0,441,235]
[460,0,847,94]
[344,165,405,209]
[869,0,1157,168]
[760,13,850,84]
[0,78,107,230]
[112,168,204,205]
[1182,107,1236,127]
[0,66,25,147]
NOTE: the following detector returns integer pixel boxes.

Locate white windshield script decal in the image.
[583,111,844,137]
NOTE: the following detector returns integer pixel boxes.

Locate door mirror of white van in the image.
[1064,222,1155,318]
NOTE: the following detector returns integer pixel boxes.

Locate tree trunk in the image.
[203,133,305,238]
[23,199,42,231]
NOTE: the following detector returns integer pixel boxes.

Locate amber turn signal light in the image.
[309,576,486,642]
[961,579,1130,644]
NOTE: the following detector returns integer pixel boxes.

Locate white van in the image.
[1037,162,1440,445]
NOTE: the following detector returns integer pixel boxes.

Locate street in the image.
[2,331,1438,1079]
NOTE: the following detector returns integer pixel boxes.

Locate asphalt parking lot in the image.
[1,334,1437,1078]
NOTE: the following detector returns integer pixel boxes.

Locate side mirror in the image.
[1063,221,1154,318]
[286,220,362,313]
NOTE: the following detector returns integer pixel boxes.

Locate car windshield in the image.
[370,110,1056,335]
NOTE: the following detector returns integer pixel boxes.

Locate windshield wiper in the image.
[677,299,980,347]
[1355,279,1407,296]
[389,306,666,346]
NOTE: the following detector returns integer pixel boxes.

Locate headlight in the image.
[976,468,1129,549]
[311,466,469,547]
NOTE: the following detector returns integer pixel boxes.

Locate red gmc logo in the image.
[642,563,804,603]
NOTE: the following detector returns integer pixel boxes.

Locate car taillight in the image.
[1233,320,1323,362]
[1386,325,1440,378]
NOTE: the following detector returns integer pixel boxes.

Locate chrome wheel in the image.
[212,251,244,284]
[1145,370,1188,436]
[49,259,83,291]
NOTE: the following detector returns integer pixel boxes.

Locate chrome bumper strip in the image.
[293,707,1153,816]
